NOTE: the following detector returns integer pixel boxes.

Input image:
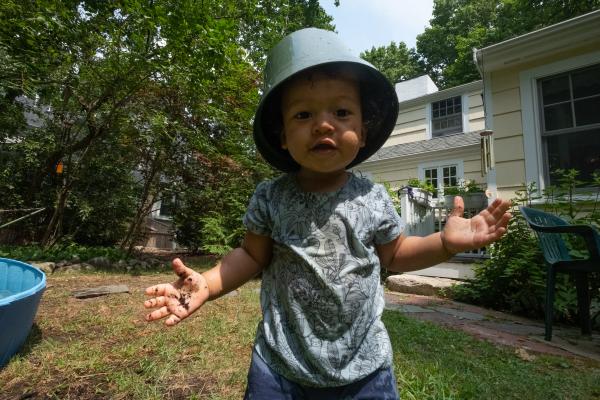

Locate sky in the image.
[318,0,434,55]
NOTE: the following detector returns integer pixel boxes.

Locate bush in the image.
[448,208,548,318]
[0,243,130,263]
[173,154,272,255]
[448,172,600,326]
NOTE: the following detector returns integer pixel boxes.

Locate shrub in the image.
[0,243,130,263]
[448,171,600,326]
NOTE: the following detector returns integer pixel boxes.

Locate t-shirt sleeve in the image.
[243,180,272,236]
[373,185,405,245]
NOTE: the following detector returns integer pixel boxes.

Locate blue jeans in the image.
[244,351,400,400]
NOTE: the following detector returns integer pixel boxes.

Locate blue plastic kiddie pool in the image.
[0,258,46,367]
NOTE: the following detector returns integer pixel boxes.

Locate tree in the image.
[416,0,600,88]
[0,0,335,251]
[361,42,424,85]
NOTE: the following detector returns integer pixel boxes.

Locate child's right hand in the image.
[144,258,210,326]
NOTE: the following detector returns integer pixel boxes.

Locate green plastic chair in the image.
[520,207,600,340]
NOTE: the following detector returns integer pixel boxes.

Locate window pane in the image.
[541,75,570,104]
[574,97,600,126]
[159,197,174,217]
[572,65,600,98]
[544,103,573,131]
[546,128,600,184]
[425,168,437,179]
[442,166,458,187]
[448,115,461,128]
[432,96,463,136]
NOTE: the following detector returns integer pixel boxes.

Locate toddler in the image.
[144,28,511,399]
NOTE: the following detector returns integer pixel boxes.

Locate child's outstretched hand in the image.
[441,196,512,254]
[144,258,209,326]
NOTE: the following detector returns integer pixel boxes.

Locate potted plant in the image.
[443,179,488,210]
[399,178,436,207]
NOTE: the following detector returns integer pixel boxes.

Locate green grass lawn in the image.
[1,271,599,399]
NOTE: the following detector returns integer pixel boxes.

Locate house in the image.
[354,75,487,206]
[358,10,600,206]
[474,9,600,200]
[354,10,600,279]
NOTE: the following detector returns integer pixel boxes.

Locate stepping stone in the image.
[385,303,434,313]
[72,285,130,299]
[386,274,458,296]
[433,306,485,321]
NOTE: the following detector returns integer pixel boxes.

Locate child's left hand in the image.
[441,196,512,254]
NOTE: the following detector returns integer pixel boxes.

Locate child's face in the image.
[280,72,365,175]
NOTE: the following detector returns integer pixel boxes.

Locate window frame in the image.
[520,50,600,195]
[430,95,465,137]
[152,194,177,220]
[418,159,465,203]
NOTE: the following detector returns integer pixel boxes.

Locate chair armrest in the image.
[531,224,600,260]
[531,224,595,235]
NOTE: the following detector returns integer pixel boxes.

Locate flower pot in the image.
[444,193,487,210]
[402,187,430,207]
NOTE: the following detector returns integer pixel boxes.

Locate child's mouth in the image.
[311,142,337,152]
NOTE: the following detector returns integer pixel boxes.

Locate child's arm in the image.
[377,196,511,272]
[144,231,272,326]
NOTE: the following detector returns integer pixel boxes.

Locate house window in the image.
[539,63,600,184]
[424,164,459,198]
[155,195,177,219]
[431,96,463,137]
[159,197,174,217]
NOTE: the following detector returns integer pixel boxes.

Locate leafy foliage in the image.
[361,42,425,84]
[450,171,600,325]
[173,154,273,255]
[0,243,130,263]
[0,0,333,253]
[443,179,485,195]
[407,178,437,195]
[416,0,600,88]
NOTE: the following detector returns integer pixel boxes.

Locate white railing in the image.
[399,189,488,258]
[398,188,436,237]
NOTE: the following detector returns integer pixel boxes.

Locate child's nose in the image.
[313,112,334,135]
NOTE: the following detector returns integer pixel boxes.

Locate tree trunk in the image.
[41,183,69,247]
[120,153,162,253]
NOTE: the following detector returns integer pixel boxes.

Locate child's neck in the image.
[295,169,349,193]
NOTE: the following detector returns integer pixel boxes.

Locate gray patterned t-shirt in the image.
[243,172,404,387]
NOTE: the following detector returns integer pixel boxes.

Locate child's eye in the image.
[294,111,310,120]
[335,109,351,117]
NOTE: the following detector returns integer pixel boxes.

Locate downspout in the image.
[473,47,497,200]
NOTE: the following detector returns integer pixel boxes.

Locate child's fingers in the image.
[165,314,182,326]
[145,284,170,297]
[449,196,464,218]
[145,306,170,321]
[172,258,193,279]
[144,296,168,309]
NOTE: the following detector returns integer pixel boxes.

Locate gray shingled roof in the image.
[364,131,482,163]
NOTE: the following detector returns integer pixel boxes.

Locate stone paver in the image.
[384,291,600,362]
[433,306,486,321]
